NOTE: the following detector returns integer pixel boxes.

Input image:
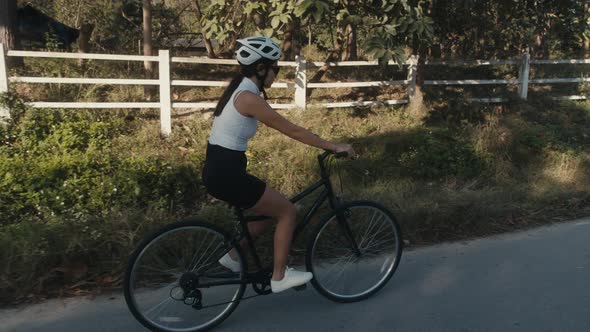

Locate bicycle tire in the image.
[124,218,247,332]
[306,201,403,303]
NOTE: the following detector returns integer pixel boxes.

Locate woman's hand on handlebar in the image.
[333,143,356,159]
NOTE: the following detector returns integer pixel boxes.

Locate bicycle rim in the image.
[308,202,402,302]
[125,222,245,332]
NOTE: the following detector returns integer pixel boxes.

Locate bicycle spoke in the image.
[145,295,175,318]
[190,234,218,272]
[358,214,385,249]
[324,253,356,289]
[358,210,379,245]
[319,252,355,278]
[186,232,210,272]
[187,233,214,272]
[138,266,180,277]
[362,238,397,252]
[193,242,223,273]
[360,234,392,255]
[361,219,390,248]
[199,264,227,276]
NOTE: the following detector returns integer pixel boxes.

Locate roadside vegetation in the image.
[1,0,589,306]
[1,87,589,304]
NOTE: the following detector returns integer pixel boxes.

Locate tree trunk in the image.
[342,0,357,61]
[409,0,432,120]
[584,3,590,57]
[77,23,94,67]
[193,0,216,58]
[473,27,479,58]
[281,19,299,60]
[534,31,546,58]
[306,26,345,98]
[342,23,357,61]
[219,37,238,58]
[143,0,156,100]
[253,12,265,30]
[430,42,442,59]
[0,0,22,67]
[409,47,427,120]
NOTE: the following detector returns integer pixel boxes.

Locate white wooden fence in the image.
[1,43,589,136]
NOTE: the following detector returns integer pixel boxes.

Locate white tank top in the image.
[208,78,260,151]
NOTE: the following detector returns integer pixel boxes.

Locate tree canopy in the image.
[8,0,590,61]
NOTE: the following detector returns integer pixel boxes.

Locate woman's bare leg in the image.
[250,186,297,281]
[227,219,273,260]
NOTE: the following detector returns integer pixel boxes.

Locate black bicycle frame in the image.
[199,152,359,288]
[236,152,341,269]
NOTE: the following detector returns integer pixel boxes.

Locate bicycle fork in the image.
[335,209,362,257]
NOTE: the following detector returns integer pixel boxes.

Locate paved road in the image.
[2,217,590,332]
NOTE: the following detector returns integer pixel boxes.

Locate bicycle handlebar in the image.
[320,150,350,161]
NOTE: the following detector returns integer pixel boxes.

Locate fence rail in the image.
[1,43,589,136]
[11,77,160,85]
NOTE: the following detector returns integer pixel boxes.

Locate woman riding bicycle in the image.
[202,36,355,293]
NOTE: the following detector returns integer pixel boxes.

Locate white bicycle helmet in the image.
[235,36,281,65]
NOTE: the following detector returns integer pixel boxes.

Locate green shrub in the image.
[398,129,485,179]
[0,98,203,225]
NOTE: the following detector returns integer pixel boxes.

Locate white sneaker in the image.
[218,252,241,272]
[271,267,313,293]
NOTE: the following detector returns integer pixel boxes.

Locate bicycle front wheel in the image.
[307,201,403,302]
[124,219,246,332]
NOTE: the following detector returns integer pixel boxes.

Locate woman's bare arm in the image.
[235,92,340,151]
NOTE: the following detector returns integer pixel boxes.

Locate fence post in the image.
[294,55,307,110]
[518,53,530,100]
[0,43,10,122]
[159,49,172,137]
[407,55,418,103]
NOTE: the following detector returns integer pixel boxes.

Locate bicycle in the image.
[124,151,403,332]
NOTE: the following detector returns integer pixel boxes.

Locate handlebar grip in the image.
[334,151,349,158]
[320,150,352,161]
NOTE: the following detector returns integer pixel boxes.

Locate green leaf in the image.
[244,2,260,15]
[313,9,322,23]
[374,49,386,59]
[336,9,349,21]
[294,0,313,17]
[262,28,274,37]
[271,16,280,29]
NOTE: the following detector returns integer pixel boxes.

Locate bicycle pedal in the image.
[293,284,307,291]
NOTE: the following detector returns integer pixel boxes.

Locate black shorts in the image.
[202,143,266,209]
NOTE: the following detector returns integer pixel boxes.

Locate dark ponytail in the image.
[214,59,274,117]
[214,74,244,116]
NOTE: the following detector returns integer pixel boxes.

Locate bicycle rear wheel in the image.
[306,201,402,302]
[124,219,246,332]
